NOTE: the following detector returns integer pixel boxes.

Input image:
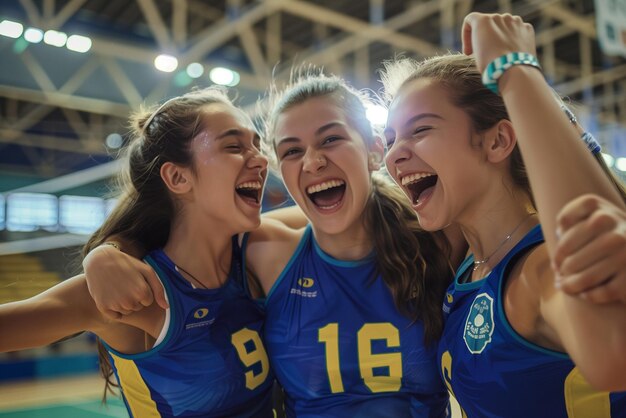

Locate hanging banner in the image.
[594,0,626,57]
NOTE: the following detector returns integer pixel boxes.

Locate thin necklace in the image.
[473,212,536,272]
[175,264,207,289]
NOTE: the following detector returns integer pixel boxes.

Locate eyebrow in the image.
[384,113,442,139]
[216,128,258,140]
[276,121,346,147]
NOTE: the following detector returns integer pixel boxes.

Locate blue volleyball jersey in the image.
[262,226,449,418]
[104,238,274,418]
[438,225,626,418]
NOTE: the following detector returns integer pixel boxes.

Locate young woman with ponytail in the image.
[0,87,276,418]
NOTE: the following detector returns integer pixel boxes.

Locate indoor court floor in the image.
[0,374,127,417]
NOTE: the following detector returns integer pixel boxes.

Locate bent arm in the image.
[528,247,626,391]
[0,275,110,352]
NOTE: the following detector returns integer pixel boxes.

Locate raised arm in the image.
[462,12,626,391]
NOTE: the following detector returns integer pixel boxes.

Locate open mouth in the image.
[306,179,346,210]
[236,181,262,205]
[401,173,438,205]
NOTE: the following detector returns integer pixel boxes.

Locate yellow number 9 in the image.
[231,328,269,390]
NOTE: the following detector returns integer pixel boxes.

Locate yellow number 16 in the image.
[318,322,402,393]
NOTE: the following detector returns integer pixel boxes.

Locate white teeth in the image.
[306,179,345,195]
[236,181,262,190]
[401,172,434,186]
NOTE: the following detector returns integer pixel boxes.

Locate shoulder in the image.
[503,243,563,350]
[245,218,306,294]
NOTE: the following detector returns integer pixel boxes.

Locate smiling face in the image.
[384,78,494,231]
[273,95,374,236]
[186,102,268,232]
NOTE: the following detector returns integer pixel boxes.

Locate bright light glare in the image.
[154,54,178,72]
[366,104,388,126]
[44,30,67,47]
[0,20,23,38]
[66,34,92,53]
[615,157,626,172]
[105,133,123,149]
[209,67,239,86]
[186,62,204,78]
[602,153,615,167]
[24,27,43,43]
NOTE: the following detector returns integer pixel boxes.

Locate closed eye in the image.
[412,126,432,136]
[280,147,302,159]
[322,135,342,145]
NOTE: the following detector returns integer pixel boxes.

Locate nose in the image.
[384,141,410,172]
[302,148,326,174]
[247,149,268,171]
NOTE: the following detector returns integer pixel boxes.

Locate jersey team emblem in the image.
[463,292,495,354]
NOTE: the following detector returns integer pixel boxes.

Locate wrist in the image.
[498,64,546,96]
[482,52,542,95]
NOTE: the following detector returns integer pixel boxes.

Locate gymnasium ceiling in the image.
[0,0,625,182]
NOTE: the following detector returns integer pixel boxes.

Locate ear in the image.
[368,136,385,171]
[484,120,517,163]
[160,162,192,194]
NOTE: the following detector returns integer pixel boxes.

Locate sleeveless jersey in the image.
[104,238,274,418]
[261,226,449,418]
[438,225,626,417]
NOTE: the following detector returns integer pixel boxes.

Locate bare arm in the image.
[262,204,308,229]
[83,240,167,318]
[0,275,154,353]
[463,12,626,391]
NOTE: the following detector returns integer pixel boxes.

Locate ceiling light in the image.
[66,34,92,53]
[43,29,67,47]
[24,27,43,43]
[209,67,239,86]
[615,157,626,172]
[186,62,204,78]
[154,54,178,72]
[0,20,23,38]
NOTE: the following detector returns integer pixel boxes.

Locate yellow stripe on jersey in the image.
[564,367,611,418]
[110,353,161,418]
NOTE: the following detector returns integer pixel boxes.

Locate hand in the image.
[462,12,537,74]
[553,194,626,304]
[82,244,168,320]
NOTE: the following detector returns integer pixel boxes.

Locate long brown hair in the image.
[380,53,626,202]
[82,87,235,400]
[264,70,453,344]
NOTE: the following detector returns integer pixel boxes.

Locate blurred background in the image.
[0,0,625,416]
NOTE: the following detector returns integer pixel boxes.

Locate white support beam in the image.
[540,3,596,39]
[7,160,123,194]
[239,26,271,80]
[136,0,173,50]
[19,0,41,27]
[20,51,57,92]
[0,129,109,155]
[0,85,130,118]
[556,64,626,97]
[43,0,54,21]
[276,0,440,79]
[101,57,145,108]
[277,0,439,56]
[172,0,188,46]
[265,12,282,66]
[49,0,87,29]
[182,1,282,65]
